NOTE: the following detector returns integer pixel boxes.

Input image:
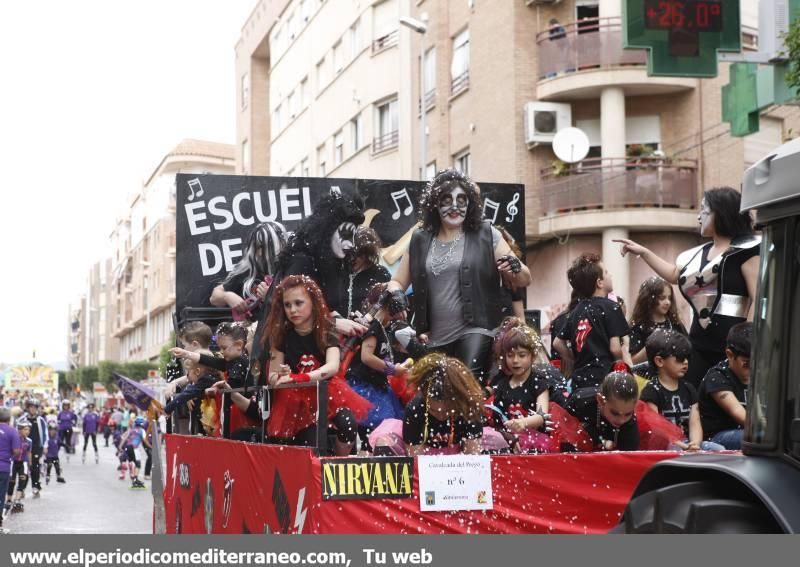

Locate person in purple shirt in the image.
[0,408,22,532]
[82,403,100,464]
[44,424,65,484]
[57,400,77,455]
[6,417,31,514]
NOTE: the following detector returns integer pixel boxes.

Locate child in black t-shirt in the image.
[402,353,485,456]
[553,253,632,389]
[629,276,688,364]
[488,319,551,453]
[641,329,723,451]
[566,369,640,451]
[698,322,751,449]
[171,322,254,436]
[346,284,409,445]
[162,352,219,423]
[261,275,370,456]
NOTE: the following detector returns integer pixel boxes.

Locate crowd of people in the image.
[0,393,154,533]
[160,171,758,461]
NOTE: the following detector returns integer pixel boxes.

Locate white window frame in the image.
[316,56,329,90]
[350,113,362,152]
[451,28,470,85]
[334,130,344,166]
[376,98,399,137]
[300,77,309,108]
[350,18,362,59]
[317,145,328,176]
[423,47,436,98]
[301,157,310,177]
[241,139,250,174]
[287,10,298,40]
[301,0,312,22]
[333,40,344,73]
[454,149,470,176]
[288,89,298,118]
[425,161,437,181]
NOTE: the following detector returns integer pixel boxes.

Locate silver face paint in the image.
[437,187,468,228]
[331,222,357,259]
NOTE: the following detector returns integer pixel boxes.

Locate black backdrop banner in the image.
[175,174,525,315]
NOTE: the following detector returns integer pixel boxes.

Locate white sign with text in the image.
[417,455,493,512]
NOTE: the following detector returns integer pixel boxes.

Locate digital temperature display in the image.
[644,0,723,32]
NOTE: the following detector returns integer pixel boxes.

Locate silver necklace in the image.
[430,232,463,277]
[346,272,355,317]
[378,321,394,364]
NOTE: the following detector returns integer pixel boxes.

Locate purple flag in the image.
[113,372,157,411]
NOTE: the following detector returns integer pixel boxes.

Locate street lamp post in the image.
[400,15,429,180]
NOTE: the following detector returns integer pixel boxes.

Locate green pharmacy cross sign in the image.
[623,0,741,77]
[722,62,796,136]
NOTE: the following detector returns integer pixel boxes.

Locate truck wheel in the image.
[618,481,781,533]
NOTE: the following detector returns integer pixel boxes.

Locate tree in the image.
[784,18,800,94]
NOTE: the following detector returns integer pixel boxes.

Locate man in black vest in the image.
[24,400,48,496]
[386,169,531,385]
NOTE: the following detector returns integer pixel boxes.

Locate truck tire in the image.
[616,480,781,533]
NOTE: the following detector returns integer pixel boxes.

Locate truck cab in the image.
[617,137,800,533]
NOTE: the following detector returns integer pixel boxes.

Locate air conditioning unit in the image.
[524,101,572,145]
[525,0,562,6]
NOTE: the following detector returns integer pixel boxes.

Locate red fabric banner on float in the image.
[316,452,677,534]
[164,435,678,534]
[164,435,321,534]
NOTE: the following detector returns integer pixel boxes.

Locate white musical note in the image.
[505,192,520,223]
[390,189,414,220]
[187,178,204,201]
[483,198,500,223]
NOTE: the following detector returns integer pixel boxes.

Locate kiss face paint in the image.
[331,222,358,259]
[438,187,468,227]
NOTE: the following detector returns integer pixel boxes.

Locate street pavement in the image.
[4,438,153,534]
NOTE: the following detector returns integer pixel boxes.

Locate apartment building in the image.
[108,139,235,363]
[69,258,118,369]
[235,0,799,327]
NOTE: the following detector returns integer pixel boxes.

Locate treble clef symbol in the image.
[505,192,520,223]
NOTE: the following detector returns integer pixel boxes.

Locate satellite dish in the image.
[552,127,590,163]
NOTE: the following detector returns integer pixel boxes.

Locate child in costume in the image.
[171,323,252,436]
[263,275,370,456]
[641,329,723,451]
[553,253,632,389]
[487,319,553,453]
[698,322,752,450]
[629,276,688,365]
[566,366,640,451]
[345,283,410,447]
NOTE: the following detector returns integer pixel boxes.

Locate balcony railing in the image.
[372,30,399,54]
[418,89,436,112]
[540,157,698,216]
[450,70,470,96]
[536,17,646,80]
[372,130,399,154]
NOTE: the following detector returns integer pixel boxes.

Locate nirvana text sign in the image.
[175,174,525,316]
[321,457,414,500]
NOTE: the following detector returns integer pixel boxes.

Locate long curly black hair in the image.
[418,169,484,234]
[277,190,365,272]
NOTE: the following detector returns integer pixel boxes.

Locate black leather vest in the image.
[409,221,502,334]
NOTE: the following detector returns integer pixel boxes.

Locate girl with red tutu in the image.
[263,275,370,455]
